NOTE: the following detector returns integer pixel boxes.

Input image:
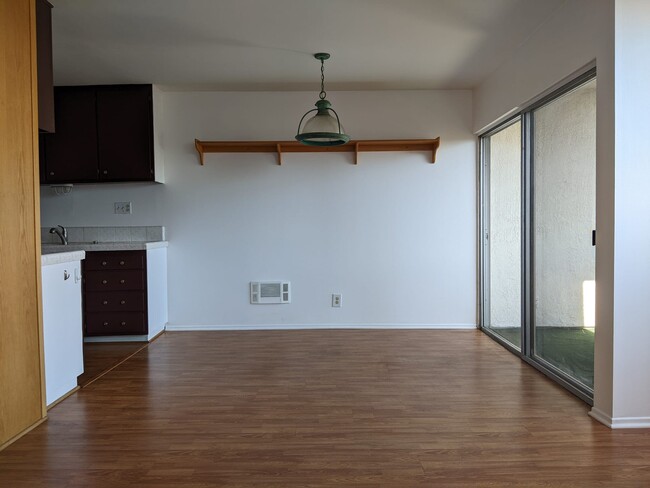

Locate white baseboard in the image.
[589,407,650,429]
[588,407,612,427]
[165,323,477,331]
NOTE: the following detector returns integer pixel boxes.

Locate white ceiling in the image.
[51,0,565,90]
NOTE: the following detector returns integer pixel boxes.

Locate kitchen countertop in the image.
[41,250,86,266]
[42,241,168,254]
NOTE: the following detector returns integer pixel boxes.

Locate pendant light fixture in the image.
[295,53,350,146]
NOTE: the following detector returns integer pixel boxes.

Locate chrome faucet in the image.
[49,225,68,245]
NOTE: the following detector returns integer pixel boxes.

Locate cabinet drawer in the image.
[85,270,145,291]
[86,312,146,336]
[85,251,145,270]
[85,291,146,312]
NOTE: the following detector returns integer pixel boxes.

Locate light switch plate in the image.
[114,202,132,214]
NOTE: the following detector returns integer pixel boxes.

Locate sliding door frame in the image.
[479,67,597,405]
[479,115,524,355]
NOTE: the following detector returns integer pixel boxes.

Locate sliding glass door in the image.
[480,71,596,399]
[482,119,522,350]
[531,78,596,390]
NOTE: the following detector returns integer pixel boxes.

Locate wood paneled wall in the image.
[0,0,47,448]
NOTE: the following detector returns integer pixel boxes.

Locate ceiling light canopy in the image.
[295,53,350,146]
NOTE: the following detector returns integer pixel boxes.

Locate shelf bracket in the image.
[195,139,205,165]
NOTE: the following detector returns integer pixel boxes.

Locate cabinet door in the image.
[96,85,153,181]
[36,0,55,133]
[42,261,84,406]
[43,87,98,183]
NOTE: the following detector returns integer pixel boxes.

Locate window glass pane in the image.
[532,78,596,389]
[486,120,522,349]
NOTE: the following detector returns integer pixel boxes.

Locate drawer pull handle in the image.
[103,300,108,305]
[102,279,108,284]
[101,261,107,266]
[120,279,125,284]
[119,261,125,265]
[121,321,127,326]
[103,321,109,326]
[120,300,126,305]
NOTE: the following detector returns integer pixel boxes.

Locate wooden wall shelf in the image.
[195,138,440,166]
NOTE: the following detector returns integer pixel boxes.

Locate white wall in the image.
[41,90,477,328]
[610,0,650,424]
[473,0,612,134]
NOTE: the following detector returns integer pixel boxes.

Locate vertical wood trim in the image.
[0,0,47,447]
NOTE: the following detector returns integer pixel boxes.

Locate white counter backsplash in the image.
[42,225,165,244]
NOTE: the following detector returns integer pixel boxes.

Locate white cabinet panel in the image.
[42,260,84,406]
[146,247,168,340]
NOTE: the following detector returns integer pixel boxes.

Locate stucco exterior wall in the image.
[534,81,596,328]
[489,121,521,328]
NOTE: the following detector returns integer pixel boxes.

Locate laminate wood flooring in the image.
[2,330,650,487]
[78,341,149,387]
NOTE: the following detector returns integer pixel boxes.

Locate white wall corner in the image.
[606,0,650,429]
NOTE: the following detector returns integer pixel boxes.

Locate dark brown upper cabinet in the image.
[96,85,154,181]
[44,87,98,182]
[36,0,55,133]
[40,84,155,184]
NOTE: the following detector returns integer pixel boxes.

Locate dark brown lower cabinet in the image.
[83,251,148,336]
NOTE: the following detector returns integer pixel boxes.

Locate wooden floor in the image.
[2,330,650,487]
[78,341,149,387]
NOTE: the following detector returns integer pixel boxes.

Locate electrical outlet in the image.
[114,202,132,214]
[332,294,342,308]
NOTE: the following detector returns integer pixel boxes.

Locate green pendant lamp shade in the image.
[296,53,350,146]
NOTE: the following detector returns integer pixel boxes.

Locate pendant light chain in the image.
[319,58,326,100]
